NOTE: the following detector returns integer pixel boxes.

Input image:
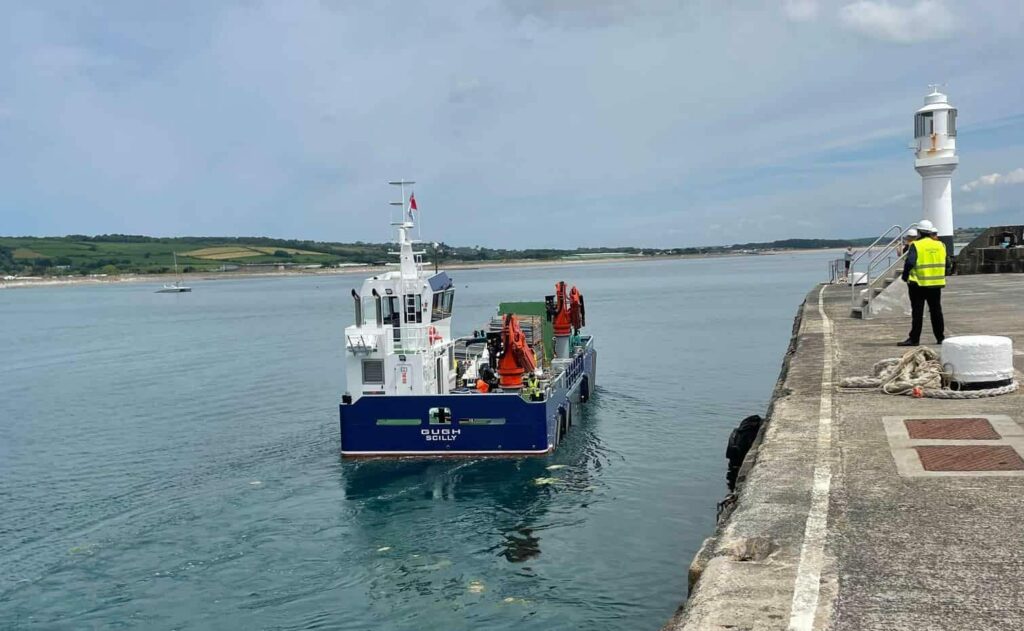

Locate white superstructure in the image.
[343,181,457,400]
[913,86,958,253]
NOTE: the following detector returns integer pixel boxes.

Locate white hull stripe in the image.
[342,447,553,456]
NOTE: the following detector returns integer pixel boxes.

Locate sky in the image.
[0,0,1022,248]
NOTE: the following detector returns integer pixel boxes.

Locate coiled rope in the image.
[839,347,1019,399]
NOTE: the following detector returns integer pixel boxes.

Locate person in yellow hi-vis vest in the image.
[898,219,946,346]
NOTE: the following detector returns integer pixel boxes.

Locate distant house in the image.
[235,262,301,272]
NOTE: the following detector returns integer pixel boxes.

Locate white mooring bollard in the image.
[941,335,1015,389]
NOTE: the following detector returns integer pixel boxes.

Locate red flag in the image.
[409,193,418,211]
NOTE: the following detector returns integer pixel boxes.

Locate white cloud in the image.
[1,2,1022,246]
[784,0,819,21]
[839,0,955,43]
[961,167,1024,192]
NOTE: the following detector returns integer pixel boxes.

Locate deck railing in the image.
[347,323,453,356]
[544,337,593,398]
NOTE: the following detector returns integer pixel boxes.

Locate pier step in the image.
[850,265,904,319]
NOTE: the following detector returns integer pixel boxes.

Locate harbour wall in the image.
[662,274,1024,630]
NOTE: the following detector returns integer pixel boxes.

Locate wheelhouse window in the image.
[442,289,454,318]
[431,292,444,322]
[429,289,455,322]
[383,296,399,325]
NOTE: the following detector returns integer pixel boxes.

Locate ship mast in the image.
[388,180,423,280]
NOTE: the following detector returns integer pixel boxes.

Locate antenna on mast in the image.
[387,179,421,279]
[388,179,416,224]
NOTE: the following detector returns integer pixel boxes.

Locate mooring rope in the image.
[839,347,1019,399]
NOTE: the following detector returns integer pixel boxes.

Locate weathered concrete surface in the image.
[664,274,1024,630]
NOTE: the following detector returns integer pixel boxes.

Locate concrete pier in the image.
[665,274,1024,631]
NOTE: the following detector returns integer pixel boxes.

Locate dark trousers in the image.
[908,282,944,343]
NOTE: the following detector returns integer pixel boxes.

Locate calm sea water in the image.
[0,253,833,630]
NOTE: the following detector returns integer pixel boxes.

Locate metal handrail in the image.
[852,223,920,315]
[391,324,453,354]
[873,251,907,285]
[866,222,919,283]
[349,322,454,355]
[858,251,908,319]
[545,336,593,396]
[827,258,846,284]
[850,224,902,269]
[867,242,902,279]
[849,224,910,306]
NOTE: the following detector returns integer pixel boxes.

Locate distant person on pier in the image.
[844,246,854,277]
[898,220,945,347]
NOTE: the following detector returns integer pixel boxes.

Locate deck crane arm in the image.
[496,313,536,388]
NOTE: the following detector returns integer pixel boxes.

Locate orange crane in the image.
[494,313,537,389]
[568,285,585,331]
[548,281,586,357]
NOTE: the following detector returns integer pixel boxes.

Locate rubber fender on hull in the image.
[557,406,567,442]
[579,375,590,403]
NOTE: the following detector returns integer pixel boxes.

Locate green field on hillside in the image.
[0,236,391,276]
[2,229,982,277]
[0,234,665,276]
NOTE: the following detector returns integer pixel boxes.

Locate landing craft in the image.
[338,181,597,457]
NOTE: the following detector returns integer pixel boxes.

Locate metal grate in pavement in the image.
[915,445,1024,472]
[904,417,1000,440]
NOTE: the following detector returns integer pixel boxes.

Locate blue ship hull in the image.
[340,342,596,457]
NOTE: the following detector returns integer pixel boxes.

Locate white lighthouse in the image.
[913,86,958,255]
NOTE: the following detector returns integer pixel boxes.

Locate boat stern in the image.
[340,393,551,457]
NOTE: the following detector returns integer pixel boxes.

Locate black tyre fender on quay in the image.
[579,374,590,403]
[557,406,568,442]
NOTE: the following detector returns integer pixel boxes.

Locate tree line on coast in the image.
[0,230,981,277]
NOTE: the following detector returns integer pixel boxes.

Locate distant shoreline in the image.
[0,248,840,291]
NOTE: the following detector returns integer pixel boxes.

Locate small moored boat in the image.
[156,252,192,293]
